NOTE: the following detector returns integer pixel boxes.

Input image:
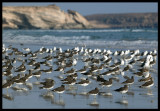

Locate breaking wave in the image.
[3,34,157,50]
[3,29,157,50]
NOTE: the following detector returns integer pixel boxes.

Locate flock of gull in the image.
[2,43,157,106]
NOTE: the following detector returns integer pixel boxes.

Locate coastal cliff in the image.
[3,5,92,29]
[3,5,158,29]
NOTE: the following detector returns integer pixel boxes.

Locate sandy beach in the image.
[2,41,158,108]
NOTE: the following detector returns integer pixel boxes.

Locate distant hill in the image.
[85,13,158,28]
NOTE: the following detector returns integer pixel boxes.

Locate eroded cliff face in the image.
[3,5,92,29]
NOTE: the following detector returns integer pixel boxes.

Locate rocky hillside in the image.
[3,5,158,29]
[3,5,92,29]
[85,13,158,28]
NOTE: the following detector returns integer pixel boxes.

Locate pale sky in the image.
[3,2,158,16]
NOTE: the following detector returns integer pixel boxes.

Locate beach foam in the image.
[3,29,158,50]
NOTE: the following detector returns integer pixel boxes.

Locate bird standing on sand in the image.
[139,78,154,88]
[114,85,128,98]
[52,85,65,98]
[2,80,14,94]
[122,76,134,86]
[87,87,99,100]
[100,78,113,91]
[39,79,55,90]
[76,78,90,92]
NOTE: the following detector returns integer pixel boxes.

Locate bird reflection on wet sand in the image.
[40,91,54,103]
[51,94,65,106]
[88,97,99,107]
[3,93,14,101]
[115,99,128,106]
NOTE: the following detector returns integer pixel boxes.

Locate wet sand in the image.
[2,44,158,109]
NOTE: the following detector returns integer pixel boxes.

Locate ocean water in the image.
[2,28,158,109]
[3,28,158,50]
